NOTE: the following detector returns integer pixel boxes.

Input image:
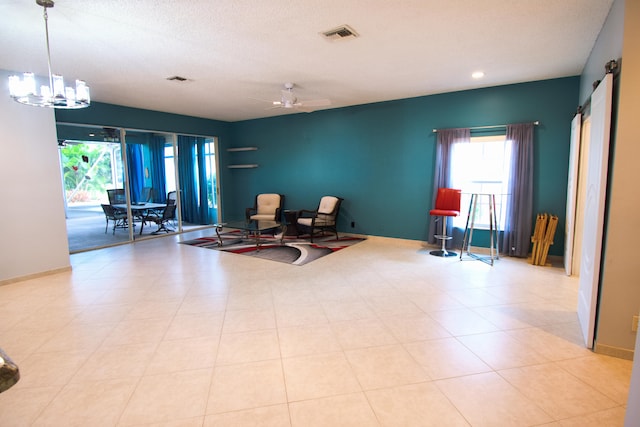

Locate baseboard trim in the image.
[594,342,635,360]
[0,266,72,287]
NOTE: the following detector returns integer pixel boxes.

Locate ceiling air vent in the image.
[321,25,358,41]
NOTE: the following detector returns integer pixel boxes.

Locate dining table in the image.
[112,202,167,213]
[112,203,168,234]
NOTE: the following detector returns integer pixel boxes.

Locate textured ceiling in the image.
[0,0,613,122]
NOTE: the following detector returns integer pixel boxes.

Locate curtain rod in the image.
[432,121,539,133]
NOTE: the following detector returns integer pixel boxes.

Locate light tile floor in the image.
[0,232,633,426]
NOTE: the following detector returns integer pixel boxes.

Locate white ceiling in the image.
[1,0,613,122]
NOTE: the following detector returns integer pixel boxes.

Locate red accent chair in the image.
[429,188,462,257]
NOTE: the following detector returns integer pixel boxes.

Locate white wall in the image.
[579,0,625,105]
[0,69,70,283]
[597,0,640,353]
[626,328,640,425]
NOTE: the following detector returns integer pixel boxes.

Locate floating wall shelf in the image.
[228,164,258,169]
[226,147,258,152]
[227,147,258,169]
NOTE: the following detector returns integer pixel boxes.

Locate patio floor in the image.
[66,204,209,253]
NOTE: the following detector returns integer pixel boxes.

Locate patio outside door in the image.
[58,125,129,251]
[59,124,220,252]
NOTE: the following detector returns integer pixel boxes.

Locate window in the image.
[203,140,218,210]
[164,144,176,193]
[449,135,512,230]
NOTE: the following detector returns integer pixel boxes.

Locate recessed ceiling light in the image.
[472,71,485,79]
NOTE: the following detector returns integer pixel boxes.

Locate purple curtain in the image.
[428,128,470,244]
[502,123,534,257]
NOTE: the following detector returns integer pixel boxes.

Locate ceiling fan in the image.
[269,83,331,112]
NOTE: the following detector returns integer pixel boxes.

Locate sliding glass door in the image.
[58,125,130,251]
[122,130,169,205]
[57,123,220,253]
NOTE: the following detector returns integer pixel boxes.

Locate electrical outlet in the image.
[633,315,639,333]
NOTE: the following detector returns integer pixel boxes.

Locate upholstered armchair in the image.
[245,193,285,221]
[296,196,343,242]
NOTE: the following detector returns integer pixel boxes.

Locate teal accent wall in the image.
[54,78,579,256]
[56,101,233,217]
[229,77,579,256]
[55,102,231,138]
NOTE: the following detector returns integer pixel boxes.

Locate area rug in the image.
[180,231,365,266]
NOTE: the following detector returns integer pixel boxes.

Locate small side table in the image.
[283,210,300,236]
[460,193,499,266]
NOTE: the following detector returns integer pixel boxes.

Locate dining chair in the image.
[140,204,176,235]
[101,204,128,234]
[106,189,126,205]
[140,187,155,203]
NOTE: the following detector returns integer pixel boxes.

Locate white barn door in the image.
[564,113,582,276]
[577,73,613,349]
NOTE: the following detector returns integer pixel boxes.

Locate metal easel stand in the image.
[460,193,500,266]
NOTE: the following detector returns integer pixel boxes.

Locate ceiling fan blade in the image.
[299,99,331,107]
[293,105,314,113]
[249,97,276,104]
